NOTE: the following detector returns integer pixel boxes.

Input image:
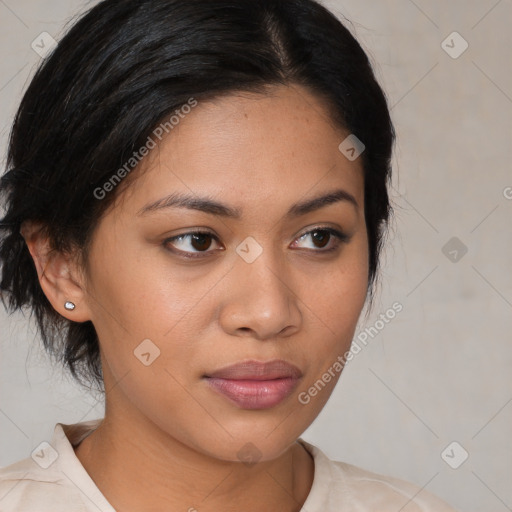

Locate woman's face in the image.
[82,84,368,461]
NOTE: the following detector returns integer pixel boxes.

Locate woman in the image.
[0,0,457,510]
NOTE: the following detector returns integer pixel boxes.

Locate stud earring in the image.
[64,301,76,311]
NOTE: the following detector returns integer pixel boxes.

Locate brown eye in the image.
[311,230,330,249]
[189,233,213,251]
[292,227,349,253]
[164,231,222,258]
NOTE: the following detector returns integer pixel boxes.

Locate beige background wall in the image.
[1,1,511,510]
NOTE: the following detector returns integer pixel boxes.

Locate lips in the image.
[204,360,302,410]
[206,359,302,380]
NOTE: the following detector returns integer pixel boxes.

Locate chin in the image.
[182,415,311,464]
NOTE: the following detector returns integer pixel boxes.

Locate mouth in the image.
[203,359,302,410]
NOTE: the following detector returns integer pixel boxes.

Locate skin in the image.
[22,84,369,512]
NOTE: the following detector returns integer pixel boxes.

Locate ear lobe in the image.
[20,221,92,322]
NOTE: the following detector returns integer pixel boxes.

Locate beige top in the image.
[0,419,457,511]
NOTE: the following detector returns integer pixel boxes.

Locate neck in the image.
[74,403,314,512]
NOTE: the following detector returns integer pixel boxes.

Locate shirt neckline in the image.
[55,419,116,511]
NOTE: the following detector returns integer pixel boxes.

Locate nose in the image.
[218,246,303,341]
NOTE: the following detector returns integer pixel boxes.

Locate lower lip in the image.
[205,377,300,409]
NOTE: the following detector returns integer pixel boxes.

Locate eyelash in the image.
[163,226,350,260]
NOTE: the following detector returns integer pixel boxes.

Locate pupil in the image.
[312,230,329,248]
[192,233,211,251]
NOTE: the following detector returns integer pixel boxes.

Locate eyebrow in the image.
[137,188,358,219]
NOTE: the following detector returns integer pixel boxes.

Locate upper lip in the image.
[205,359,302,380]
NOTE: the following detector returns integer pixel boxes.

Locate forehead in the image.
[116,84,364,219]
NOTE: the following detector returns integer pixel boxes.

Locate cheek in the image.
[297,239,368,386]
[85,233,186,337]
[294,261,368,413]
[310,243,368,336]
[85,241,211,389]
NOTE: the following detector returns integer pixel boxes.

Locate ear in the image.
[20,221,92,322]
